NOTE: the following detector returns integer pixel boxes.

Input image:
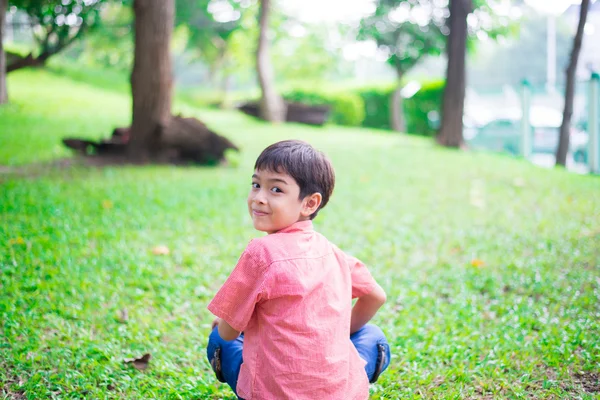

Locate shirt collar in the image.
[277,220,314,234]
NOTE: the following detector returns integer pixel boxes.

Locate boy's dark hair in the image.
[254,140,335,220]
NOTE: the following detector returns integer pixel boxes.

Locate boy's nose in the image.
[253,190,267,204]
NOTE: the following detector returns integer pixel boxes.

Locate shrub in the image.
[355,85,395,130]
[283,90,365,127]
[355,80,445,136]
[271,79,445,135]
[404,79,445,137]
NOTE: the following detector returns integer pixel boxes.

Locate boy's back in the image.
[208,220,375,399]
[207,140,389,399]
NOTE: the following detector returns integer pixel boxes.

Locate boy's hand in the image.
[211,318,221,330]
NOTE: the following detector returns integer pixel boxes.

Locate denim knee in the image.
[206,327,244,397]
[351,324,391,383]
[207,326,223,363]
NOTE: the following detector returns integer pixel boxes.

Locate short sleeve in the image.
[207,242,268,332]
[347,254,377,299]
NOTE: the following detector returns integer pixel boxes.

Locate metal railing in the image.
[519,72,599,174]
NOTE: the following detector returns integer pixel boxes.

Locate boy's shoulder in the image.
[242,236,272,264]
[244,230,332,265]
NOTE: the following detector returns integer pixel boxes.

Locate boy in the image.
[207,140,390,399]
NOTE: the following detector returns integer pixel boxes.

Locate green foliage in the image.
[174,0,347,91]
[404,79,445,137]
[355,85,394,130]
[175,0,255,88]
[175,0,245,48]
[71,3,134,71]
[2,69,600,399]
[272,24,344,84]
[470,0,519,42]
[355,80,445,135]
[282,80,443,135]
[353,82,445,135]
[283,89,365,127]
[358,0,446,77]
[8,0,106,58]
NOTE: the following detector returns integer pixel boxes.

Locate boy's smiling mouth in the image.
[252,209,269,216]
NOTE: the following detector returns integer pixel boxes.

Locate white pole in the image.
[590,72,599,174]
[521,79,532,159]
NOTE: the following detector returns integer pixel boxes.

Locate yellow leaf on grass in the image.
[9,237,25,245]
[471,258,485,267]
[102,200,113,209]
[152,245,170,255]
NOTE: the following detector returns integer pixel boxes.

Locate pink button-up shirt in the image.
[208,220,377,400]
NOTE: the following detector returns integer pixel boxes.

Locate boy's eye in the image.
[251,182,259,189]
[271,187,283,193]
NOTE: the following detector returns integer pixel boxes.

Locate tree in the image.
[175,0,254,106]
[257,0,285,122]
[273,23,342,84]
[128,0,174,160]
[468,12,572,88]
[437,0,473,148]
[556,0,590,167]
[77,3,134,72]
[7,0,105,72]
[359,0,446,132]
[1,0,7,104]
[58,0,238,163]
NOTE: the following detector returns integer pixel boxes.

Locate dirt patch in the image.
[575,371,600,393]
[0,387,25,399]
[0,157,97,182]
[0,370,26,399]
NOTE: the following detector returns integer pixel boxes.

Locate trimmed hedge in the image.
[356,85,394,131]
[354,80,445,136]
[280,79,445,135]
[404,80,445,137]
[283,90,365,127]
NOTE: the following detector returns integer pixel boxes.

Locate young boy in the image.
[207,140,390,399]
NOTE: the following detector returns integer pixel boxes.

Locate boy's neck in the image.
[268,218,312,235]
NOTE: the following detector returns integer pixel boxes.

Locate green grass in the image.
[46,60,132,95]
[1,69,600,399]
[0,69,130,165]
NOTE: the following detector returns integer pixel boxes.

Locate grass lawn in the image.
[1,69,600,399]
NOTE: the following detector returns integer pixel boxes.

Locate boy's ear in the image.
[301,192,322,217]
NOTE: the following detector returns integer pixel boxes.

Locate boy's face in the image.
[248,169,319,234]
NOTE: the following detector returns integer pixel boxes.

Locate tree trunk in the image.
[0,0,8,104]
[128,0,174,161]
[556,0,590,167]
[390,73,405,132]
[437,0,472,148]
[256,0,285,122]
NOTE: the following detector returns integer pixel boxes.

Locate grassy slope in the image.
[1,70,599,399]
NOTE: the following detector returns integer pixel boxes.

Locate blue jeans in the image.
[207,324,391,398]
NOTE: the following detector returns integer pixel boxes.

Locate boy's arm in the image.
[215,318,241,341]
[350,283,386,334]
[208,240,267,340]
